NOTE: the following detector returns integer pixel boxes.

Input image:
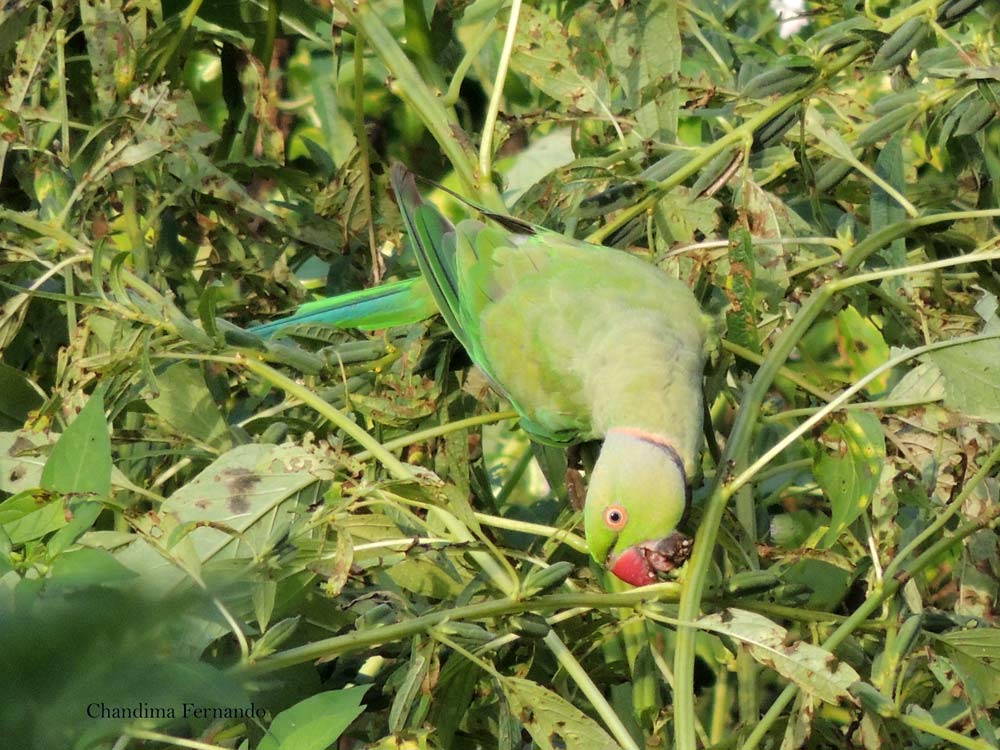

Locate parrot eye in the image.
[604,505,628,530]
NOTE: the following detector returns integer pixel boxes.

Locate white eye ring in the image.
[604,505,627,530]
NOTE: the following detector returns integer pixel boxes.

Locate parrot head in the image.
[583,429,693,586]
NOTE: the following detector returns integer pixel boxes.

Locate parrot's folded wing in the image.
[389,163,474,353]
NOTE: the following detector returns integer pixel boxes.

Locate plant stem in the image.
[479,0,522,180]
[473,512,588,554]
[240,357,414,481]
[334,0,505,210]
[545,630,641,750]
[353,409,517,460]
[234,584,681,677]
[673,214,1000,749]
[743,444,1000,747]
[898,712,995,750]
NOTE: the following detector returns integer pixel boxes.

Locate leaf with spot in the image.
[510,5,607,113]
[795,306,891,396]
[152,443,334,564]
[500,676,619,750]
[929,338,1000,422]
[41,388,112,498]
[146,362,232,450]
[933,629,1000,707]
[813,412,885,548]
[697,609,861,705]
[723,227,762,355]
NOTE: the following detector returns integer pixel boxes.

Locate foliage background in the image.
[0,0,999,749]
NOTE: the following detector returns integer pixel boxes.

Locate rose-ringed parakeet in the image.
[255,165,707,586]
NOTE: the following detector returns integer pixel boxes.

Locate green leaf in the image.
[156,443,332,563]
[723,227,761,354]
[501,676,619,750]
[40,389,112,498]
[511,5,606,113]
[146,362,232,449]
[0,362,43,430]
[0,489,67,543]
[258,686,369,750]
[871,133,907,287]
[934,631,1000,707]
[697,609,861,705]
[48,546,139,587]
[813,412,885,548]
[796,306,891,395]
[929,339,1000,421]
[0,430,52,495]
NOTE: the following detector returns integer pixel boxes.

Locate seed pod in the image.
[871,89,923,117]
[856,103,919,147]
[849,682,899,717]
[579,182,648,218]
[894,614,924,657]
[742,66,814,99]
[521,561,575,597]
[937,0,985,26]
[724,570,781,596]
[435,621,495,644]
[641,150,692,182]
[814,159,854,193]
[752,106,800,150]
[871,18,928,71]
[691,148,740,197]
[509,613,551,638]
[955,96,996,136]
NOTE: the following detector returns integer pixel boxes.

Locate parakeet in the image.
[255,165,707,586]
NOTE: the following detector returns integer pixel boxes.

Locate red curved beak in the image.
[607,532,694,587]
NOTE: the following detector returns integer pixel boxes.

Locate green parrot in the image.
[254,165,707,586]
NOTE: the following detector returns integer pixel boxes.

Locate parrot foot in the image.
[565,467,586,511]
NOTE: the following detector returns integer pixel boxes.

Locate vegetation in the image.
[1,0,999,749]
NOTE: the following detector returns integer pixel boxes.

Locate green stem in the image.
[589,42,868,245]
[149,0,205,81]
[234,585,681,677]
[353,409,517,461]
[240,357,414,481]
[443,19,497,106]
[333,0,504,210]
[545,630,640,750]
[473,512,588,554]
[743,444,1000,748]
[479,0,522,180]
[898,712,995,750]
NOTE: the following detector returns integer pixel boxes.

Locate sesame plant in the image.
[0,0,998,749]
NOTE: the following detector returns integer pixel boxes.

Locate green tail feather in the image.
[254,164,494,341]
[252,277,435,338]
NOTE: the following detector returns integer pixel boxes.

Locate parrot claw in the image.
[608,531,693,586]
